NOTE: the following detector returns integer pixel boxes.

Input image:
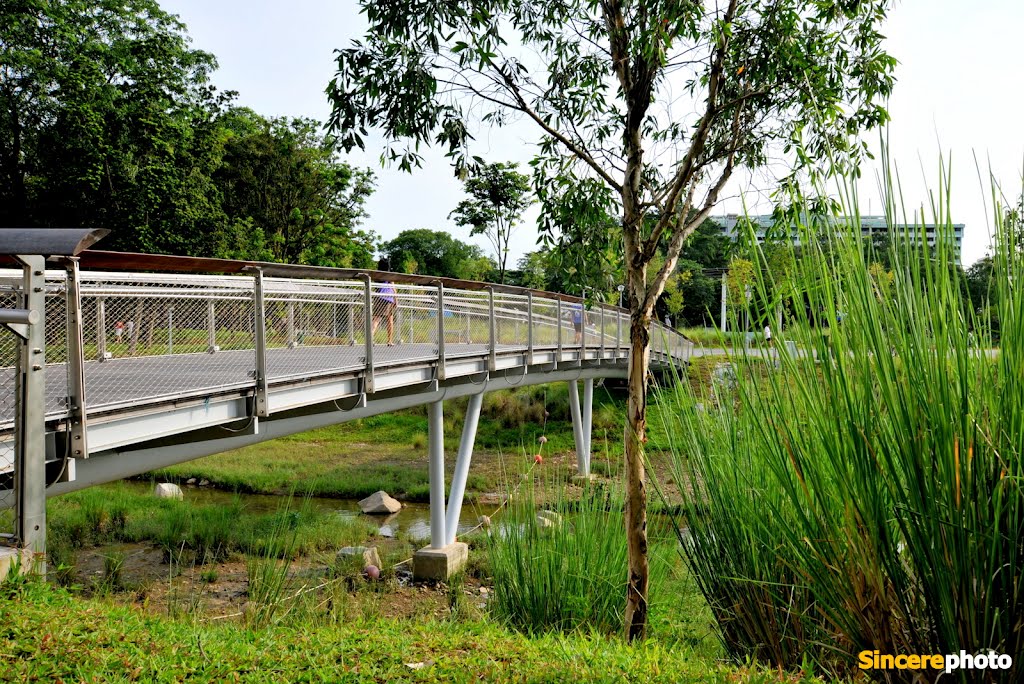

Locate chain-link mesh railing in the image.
[0,264,688,433]
[70,273,257,413]
[0,279,19,539]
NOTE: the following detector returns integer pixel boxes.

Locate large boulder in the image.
[358,490,402,515]
[154,482,183,500]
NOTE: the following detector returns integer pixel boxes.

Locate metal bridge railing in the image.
[0,255,689,446]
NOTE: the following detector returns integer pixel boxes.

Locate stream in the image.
[121,480,498,543]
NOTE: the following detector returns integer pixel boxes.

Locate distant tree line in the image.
[0,0,376,267]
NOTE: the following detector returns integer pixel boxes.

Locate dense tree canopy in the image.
[380,229,495,280]
[1,0,377,265]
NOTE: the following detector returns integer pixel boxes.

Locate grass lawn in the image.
[0,578,828,683]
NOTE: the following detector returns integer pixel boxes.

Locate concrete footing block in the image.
[412,542,468,581]
[0,547,36,583]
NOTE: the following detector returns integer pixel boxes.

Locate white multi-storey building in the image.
[711,214,965,263]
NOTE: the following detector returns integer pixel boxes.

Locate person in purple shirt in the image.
[372,280,397,345]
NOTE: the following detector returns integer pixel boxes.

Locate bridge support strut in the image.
[413,393,478,581]
[445,391,483,546]
[569,378,594,478]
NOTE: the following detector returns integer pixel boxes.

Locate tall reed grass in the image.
[485,475,631,635]
[661,171,1023,679]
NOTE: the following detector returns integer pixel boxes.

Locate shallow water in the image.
[121,480,498,543]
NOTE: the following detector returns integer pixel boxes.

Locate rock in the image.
[363,565,381,580]
[337,546,382,568]
[198,479,210,487]
[186,478,197,485]
[536,510,562,526]
[477,515,492,529]
[358,490,402,514]
[536,510,563,529]
[154,482,183,500]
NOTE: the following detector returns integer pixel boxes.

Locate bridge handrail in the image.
[0,251,688,443]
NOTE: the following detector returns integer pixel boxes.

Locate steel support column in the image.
[427,400,446,549]
[445,391,484,545]
[13,255,46,565]
[568,379,589,476]
[582,378,593,469]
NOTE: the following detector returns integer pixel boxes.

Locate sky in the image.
[159,0,1024,268]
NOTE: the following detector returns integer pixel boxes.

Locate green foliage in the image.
[213,108,378,267]
[1,580,831,683]
[485,480,632,635]
[449,161,532,283]
[45,484,374,563]
[380,228,494,279]
[0,0,221,252]
[1,2,377,263]
[661,181,1023,677]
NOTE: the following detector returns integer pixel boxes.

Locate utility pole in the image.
[720,273,728,333]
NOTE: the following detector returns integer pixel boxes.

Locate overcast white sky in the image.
[160,0,1024,267]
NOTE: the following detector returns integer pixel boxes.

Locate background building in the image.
[712,214,965,263]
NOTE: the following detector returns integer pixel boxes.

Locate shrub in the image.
[661,183,1023,678]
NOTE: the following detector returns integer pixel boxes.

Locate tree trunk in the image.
[624,265,651,641]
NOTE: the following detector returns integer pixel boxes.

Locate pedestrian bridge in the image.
[0,229,690,577]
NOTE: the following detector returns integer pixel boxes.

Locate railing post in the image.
[361,275,374,393]
[13,255,47,562]
[599,304,605,361]
[347,295,355,345]
[579,298,586,367]
[64,259,88,458]
[487,287,496,372]
[526,292,534,366]
[207,299,218,353]
[95,297,107,361]
[436,282,446,381]
[286,300,297,348]
[253,270,269,418]
[616,308,623,359]
[556,297,563,368]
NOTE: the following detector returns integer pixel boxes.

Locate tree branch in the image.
[494,63,623,194]
[642,0,739,258]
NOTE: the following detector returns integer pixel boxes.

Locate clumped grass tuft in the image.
[485,473,653,636]
[662,169,1023,678]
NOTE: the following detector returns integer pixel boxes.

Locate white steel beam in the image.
[445,391,483,545]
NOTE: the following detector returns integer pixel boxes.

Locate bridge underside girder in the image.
[41,364,621,500]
